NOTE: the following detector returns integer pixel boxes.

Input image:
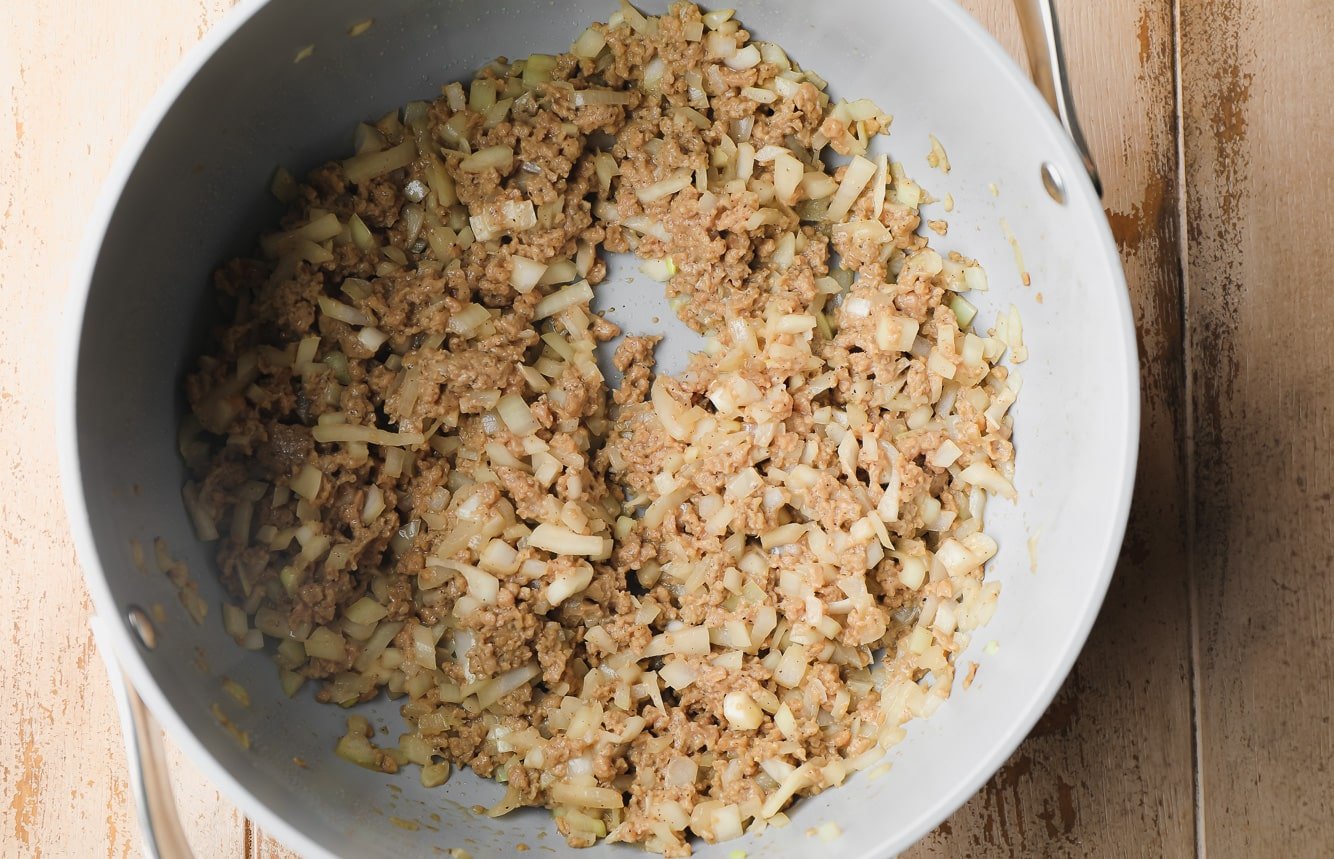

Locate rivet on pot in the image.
[126,605,158,650]
[1041,161,1067,204]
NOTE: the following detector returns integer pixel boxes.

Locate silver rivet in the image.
[1041,161,1067,204]
[127,606,158,650]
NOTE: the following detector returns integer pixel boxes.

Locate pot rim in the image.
[57,1,1139,855]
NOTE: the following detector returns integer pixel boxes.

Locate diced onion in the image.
[509,255,548,293]
[261,213,342,257]
[705,31,736,60]
[342,139,417,184]
[658,659,698,690]
[357,327,390,352]
[772,151,804,205]
[530,523,604,557]
[573,89,634,107]
[497,394,539,436]
[773,644,808,687]
[643,626,710,658]
[318,295,370,326]
[345,596,388,625]
[722,691,763,730]
[760,761,815,819]
[534,280,594,320]
[960,462,1018,501]
[636,169,695,203]
[540,259,579,286]
[460,145,515,173]
[304,626,346,661]
[476,663,540,709]
[290,464,322,500]
[572,26,607,58]
[551,782,625,810]
[725,44,761,70]
[826,155,877,222]
[470,200,537,241]
[541,557,592,605]
[311,424,423,447]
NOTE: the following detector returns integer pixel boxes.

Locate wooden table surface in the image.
[2,1,1331,856]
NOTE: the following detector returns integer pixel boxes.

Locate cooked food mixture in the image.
[180,3,1018,854]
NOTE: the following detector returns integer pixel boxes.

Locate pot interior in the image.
[72,0,1135,856]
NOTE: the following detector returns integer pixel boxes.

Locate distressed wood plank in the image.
[1180,1,1334,855]
[166,737,249,858]
[253,832,300,859]
[0,1,245,857]
[907,1,1197,854]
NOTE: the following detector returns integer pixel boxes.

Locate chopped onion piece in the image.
[477,663,540,709]
[449,303,491,337]
[290,464,322,501]
[572,89,634,107]
[640,258,677,282]
[772,151,804,205]
[497,394,539,436]
[345,597,388,625]
[643,626,710,658]
[636,169,694,203]
[664,756,698,787]
[551,782,625,809]
[572,26,607,58]
[534,280,594,320]
[651,377,699,442]
[702,8,734,28]
[760,761,815,819]
[357,327,389,352]
[304,626,346,661]
[816,821,842,842]
[342,139,417,184]
[318,295,370,326]
[960,463,1018,501]
[460,145,514,174]
[725,44,761,70]
[872,153,888,220]
[261,212,343,257]
[741,86,777,104]
[826,155,877,222]
[530,523,604,557]
[722,691,763,730]
[509,255,548,293]
[311,424,424,447]
[470,199,537,241]
[705,31,736,59]
[658,659,698,690]
[773,644,808,687]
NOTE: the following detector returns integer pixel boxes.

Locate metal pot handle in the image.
[1014,0,1103,197]
[93,614,197,859]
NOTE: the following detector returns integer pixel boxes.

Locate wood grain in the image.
[907,1,1197,854]
[3,0,1332,856]
[0,2,243,858]
[1180,0,1334,855]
